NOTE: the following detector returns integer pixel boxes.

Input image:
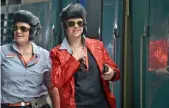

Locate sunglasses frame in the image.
[67,20,84,27]
[13,25,30,32]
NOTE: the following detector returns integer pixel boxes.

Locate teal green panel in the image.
[147,0,169,108]
[52,0,62,46]
[62,0,77,7]
[113,1,123,108]
[102,0,123,108]
[102,3,114,46]
[131,0,150,107]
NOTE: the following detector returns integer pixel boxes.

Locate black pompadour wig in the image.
[12,10,41,40]
[60,3,87,34]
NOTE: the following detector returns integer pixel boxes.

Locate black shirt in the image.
[74,49,110,108]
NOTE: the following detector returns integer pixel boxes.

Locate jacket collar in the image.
[60,37,73,54]
[60,35,86,54]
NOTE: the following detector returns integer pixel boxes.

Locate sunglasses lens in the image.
[77,21,83,27]
[67,21,75,27]
[13,26,30,32]
[20,26,29,32]
[67,21,84,27]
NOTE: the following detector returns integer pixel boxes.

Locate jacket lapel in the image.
[85,38,104,73]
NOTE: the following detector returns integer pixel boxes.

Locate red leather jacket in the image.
[50,37,120,108]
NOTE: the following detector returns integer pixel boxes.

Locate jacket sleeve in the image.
[50,50,80,89]
[102,43,120,82]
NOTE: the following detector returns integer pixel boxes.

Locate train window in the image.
[1,13,14,45]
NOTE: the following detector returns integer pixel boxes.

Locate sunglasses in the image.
[67,21,84,27]
[13,25,30,32]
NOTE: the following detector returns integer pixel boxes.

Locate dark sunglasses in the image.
[67,21,84,27]
[13,25,30,32]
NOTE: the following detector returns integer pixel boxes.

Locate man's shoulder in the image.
[1,43,12,53]
[50,44,62,56]
[31,42,49,54]
[34,44,48,53]
[39,47,49,54]
[1,43,12,49]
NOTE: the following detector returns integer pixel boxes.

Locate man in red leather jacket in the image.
[50,3,120,108]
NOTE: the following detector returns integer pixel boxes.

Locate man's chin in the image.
[14,39,25,43]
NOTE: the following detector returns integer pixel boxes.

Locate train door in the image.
[132,0,169,108]
[147,0,169,108]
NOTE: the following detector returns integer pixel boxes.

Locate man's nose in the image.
[15,28,22,33]
[74,23,79,27]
